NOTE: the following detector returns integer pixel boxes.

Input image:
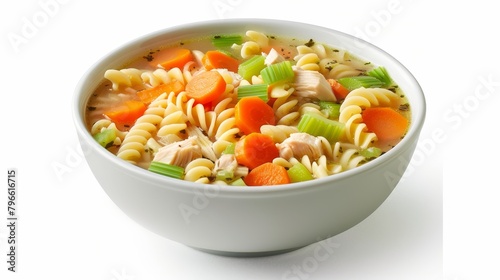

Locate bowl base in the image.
[190,246,304,257]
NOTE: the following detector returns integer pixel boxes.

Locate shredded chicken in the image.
[213,153,249,180]
[213,154,238,176]
[293,68,336,102]
[264,48,285,66]
[152,137,202,168]
[276,133,323,160]
[185,124,217,161]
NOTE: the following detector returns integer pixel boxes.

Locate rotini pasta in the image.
[332,142,366,171]
[184,158,215,183]
[245,30,269,48]
[272,91,301,126]
[85,29,411,186]
[104,67,186,91]
[295,53,320,71]
[90,119,127,145]
[339,87,402,148]
[260,125,298,143]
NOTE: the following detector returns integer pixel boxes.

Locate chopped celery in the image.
[260,60,294,85]
[319,101,341,119]
[230,178,247,186]
[93,128,116,148]
[222,143,235,154]
[287,162,314,183]
[337,76,384,91]
[297,112,344,142]
[367,66,392,87]
[216,170,234,181]
[237,84,269,102]
[148,161,185,179]
[212,34,243,48]
[238,55,266,81]
[359,147,382,159]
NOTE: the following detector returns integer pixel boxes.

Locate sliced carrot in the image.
[234,96,276,135]
[362,107,409,141]
[136,80,184,104]
[244,162,291,186]
[105,100,147,125]
[202,50,240,72]
[328,78,350,100]
[150,47,194,69]
[185,71,226,105]
[235,133,279,170]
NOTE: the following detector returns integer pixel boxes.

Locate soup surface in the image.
[85,30,411,186]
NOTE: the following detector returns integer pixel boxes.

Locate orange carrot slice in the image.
[185,71,226,105]
[151,47,194,69]
[234,96,276,135]
[244,162,291,186]
[327,78,350,100]
[202,50,240,72]
[136,80,184,104]
[235,133,279,170]
[105,100,147,125]
[362,107,409,141]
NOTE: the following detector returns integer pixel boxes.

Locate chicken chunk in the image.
[293,68,336,102]
[213,153,249,181]
[152,137,202,168]
[276,133,323,160]
[264,48,285,66]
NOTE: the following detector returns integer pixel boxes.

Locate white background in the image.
[1,0,498,279]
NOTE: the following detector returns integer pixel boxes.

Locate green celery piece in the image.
[260,60,294,85]
[359,147,382,159]
[337,76,384,91]
[238,55,266,81]
[212,34,243,48]
[287,162,314,183]
[148,161,185,179]
[230,178,247,186]
[93,128,116,148]
[297,112,344,142]
[367,66,392,87]
[222,143,236,154]
[237,84,269,102]
[216,170,234,181]
[319,101,341,119]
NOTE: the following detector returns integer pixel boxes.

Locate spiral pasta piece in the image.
[104,68,143,90]
[245,30,269,48]
[273,154,334,179]
[339,87,401,148]
[332,142,366,171]
[298,102,328,118]
[90,119,112,135]
[116,95,168,164]
[157,103,188,137]
[240,41,261,59]
[340,87,401,110]
[140,68,171,87]
[260,125,299,143]
[90,119,128,145]
[325,63,363,79]
[273,90,300,126]
[295,53,320,71]
[184,158,215,183]
[104,67,186,91]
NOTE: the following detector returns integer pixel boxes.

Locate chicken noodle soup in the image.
[85,30,411,186]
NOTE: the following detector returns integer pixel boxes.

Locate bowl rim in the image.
[73,18,426,195]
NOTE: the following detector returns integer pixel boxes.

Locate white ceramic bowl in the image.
[73,19,425,256]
